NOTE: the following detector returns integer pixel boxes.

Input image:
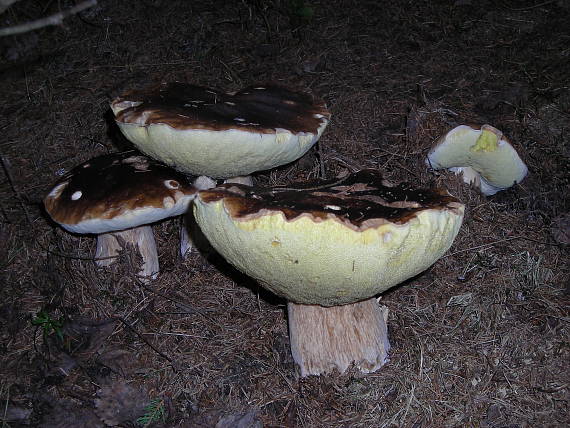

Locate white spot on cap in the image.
[236,122,260,126]
[82,163,90,168]
[165,180,180,189]
[225,101,236,106]
[71,190,82,200]
[234,118,246,122]
[325,205,341,211]
[254,87,265,90]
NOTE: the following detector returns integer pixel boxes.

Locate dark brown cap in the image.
[44,151,198,234]
[112,82,330,135]
[199,169,463,231]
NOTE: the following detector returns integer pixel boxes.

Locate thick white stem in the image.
[95,225,159,282]
[288,297,390,377]
[180,175,219,258]
[179,215,193,258]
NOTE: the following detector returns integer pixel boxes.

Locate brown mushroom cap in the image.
[44,151,198,234]
[200,171,461,230]
[111,83,330,178]
[113,82,328,135]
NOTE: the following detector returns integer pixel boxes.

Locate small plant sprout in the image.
[31,311,64,342]
[136,398,166,427]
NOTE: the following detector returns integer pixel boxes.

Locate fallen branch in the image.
[0,0,97,37]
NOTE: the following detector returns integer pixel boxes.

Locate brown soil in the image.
[1,1,568,427]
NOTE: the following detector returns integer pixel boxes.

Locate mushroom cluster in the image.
[45,80,528,378]
[44,83,330,280]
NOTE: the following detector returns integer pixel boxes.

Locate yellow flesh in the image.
[471,128,499,152]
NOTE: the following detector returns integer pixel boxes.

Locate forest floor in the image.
[0,1,569,427]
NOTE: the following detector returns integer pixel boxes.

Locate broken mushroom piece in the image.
[111,82,330,178]
[427,124,528,196]
[193,170,465,376]
[44,151,198,281]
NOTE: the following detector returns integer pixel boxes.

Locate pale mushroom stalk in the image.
[288,298,390,376]
[193,170,465,376]
[96,226,159,280]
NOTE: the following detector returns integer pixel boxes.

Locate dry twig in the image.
[0,0,97,36]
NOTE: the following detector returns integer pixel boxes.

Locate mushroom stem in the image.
[288,298,390,377]
[95,225,159,281]
[181,175,252,259]
[179,216,193,258]
[180,175,219,259]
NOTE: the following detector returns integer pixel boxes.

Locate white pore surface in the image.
[117,118,329,178]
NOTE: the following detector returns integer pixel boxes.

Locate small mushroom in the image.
[193,170,465,376]
[44,151,198,281]
[111,82,330,178]
[427,124,528,195]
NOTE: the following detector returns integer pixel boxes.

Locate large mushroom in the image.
[193,169,465,376]
[427,124,528,196]
[44,151,198,281]
[111,82,330,178]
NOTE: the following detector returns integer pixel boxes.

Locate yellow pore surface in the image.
[194,197,464,306]
[117,121,326,178]
[428,125,528,189]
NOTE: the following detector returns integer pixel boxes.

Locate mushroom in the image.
[427,124,528,195]
[44,151,198,281]
[193,169,465,376]
[112,82,329,256]
[110,82,330,178]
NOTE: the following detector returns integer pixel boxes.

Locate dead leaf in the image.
[94,380,148,427]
